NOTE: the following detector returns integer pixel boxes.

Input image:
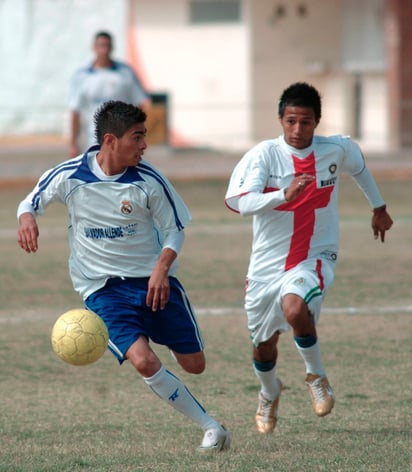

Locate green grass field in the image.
[0,177,411,471]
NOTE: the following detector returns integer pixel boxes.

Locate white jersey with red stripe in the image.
[225,134,369,282]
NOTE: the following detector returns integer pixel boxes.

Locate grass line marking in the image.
[1,305,411,323]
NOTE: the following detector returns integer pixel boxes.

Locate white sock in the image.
[143,364,220,431]
[294,340,326,377]
[253,365,281,401]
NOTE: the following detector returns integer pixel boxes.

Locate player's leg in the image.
[282,293,327,377]
[86,278,230,451]
[127,340,229,452]
[141,278,231,452]
[245,279,285,433]
[282,267,335,417]
[253,333,283,433]
[171,351,205,374]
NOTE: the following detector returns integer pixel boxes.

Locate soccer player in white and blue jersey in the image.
[225,82,393,434]
[17,101,230,452]
[68,31,149,157]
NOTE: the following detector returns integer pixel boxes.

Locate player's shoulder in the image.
[72,64,94,77]
[245,138,280,158]
[315,134,356,147]
[52,155,84,172]
[253,138,288,165]
[55,155,86,177]
[38,155,84,188]
[112,60,135,73]
[137,160,170,184]
[314,134,361,154]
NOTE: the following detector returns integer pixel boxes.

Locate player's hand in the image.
[146,271,170,311]
[372,206,393,242]
[146,248,176,310]
[17,213,39,253]
[284,173,315,201]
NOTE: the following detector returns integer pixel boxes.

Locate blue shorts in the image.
[85,277,204,364]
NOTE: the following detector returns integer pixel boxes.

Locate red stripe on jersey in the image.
[274,152,334,271]
[316,258,324,291]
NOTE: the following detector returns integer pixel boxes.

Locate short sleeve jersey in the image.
[21,149,191,299]
[225,135,366,282]
[68,61,149,146]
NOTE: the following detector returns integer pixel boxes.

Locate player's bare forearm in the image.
[371,205,393,242]
[146,248,177,311]
[17,212,39,253]
[69,111,81,157]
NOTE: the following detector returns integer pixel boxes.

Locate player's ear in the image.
[103,133,117,147]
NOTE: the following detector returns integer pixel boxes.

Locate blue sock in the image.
[253,359,275,372]
[294,335,317,348]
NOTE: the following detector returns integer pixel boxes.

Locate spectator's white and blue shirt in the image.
[69,61,149,146]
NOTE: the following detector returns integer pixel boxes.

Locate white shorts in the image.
[245,257,335,346]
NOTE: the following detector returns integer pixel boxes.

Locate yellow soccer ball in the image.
[51,309,108,366]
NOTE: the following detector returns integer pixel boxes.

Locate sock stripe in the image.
[294,335,317,348]
[253,359,275,372]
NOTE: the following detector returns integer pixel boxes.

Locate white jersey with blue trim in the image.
[19,148,191,299]
[68,60,149,146]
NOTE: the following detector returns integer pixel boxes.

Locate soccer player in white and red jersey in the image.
[225,82,393,434]
[17,101,230,452]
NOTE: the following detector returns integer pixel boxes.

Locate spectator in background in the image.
[68,31,150,157]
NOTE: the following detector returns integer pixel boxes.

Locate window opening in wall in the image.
[189,0,241,24]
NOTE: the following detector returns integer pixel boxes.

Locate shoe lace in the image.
[311,378,328,402]
[259,395,274,417]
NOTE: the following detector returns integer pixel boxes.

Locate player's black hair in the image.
[278,82,322,121]
[94,31,113,44]
[94,101,147,145]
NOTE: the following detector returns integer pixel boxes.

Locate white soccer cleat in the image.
[197,425,231,453]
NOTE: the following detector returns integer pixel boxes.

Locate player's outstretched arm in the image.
[17,213,39,253]
[371,205,393,242]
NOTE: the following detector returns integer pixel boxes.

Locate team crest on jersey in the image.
[294,277,305,286]
[329,163,337,174]
[121,200,133,214]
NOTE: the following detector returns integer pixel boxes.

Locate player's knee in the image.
[255,333,279,360]
[176,352,206,374]
[128,349,161,377]
[283,294,307,327]
[134,357,161,377]
[186,362,205,375]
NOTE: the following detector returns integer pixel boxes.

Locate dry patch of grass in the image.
[0,178,411,471]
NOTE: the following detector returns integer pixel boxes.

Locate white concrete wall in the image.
[248,0,387,149]
[249,0,343,139]
[0,0,388,151]
[0,0,128,136]
[131,0,250,149]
